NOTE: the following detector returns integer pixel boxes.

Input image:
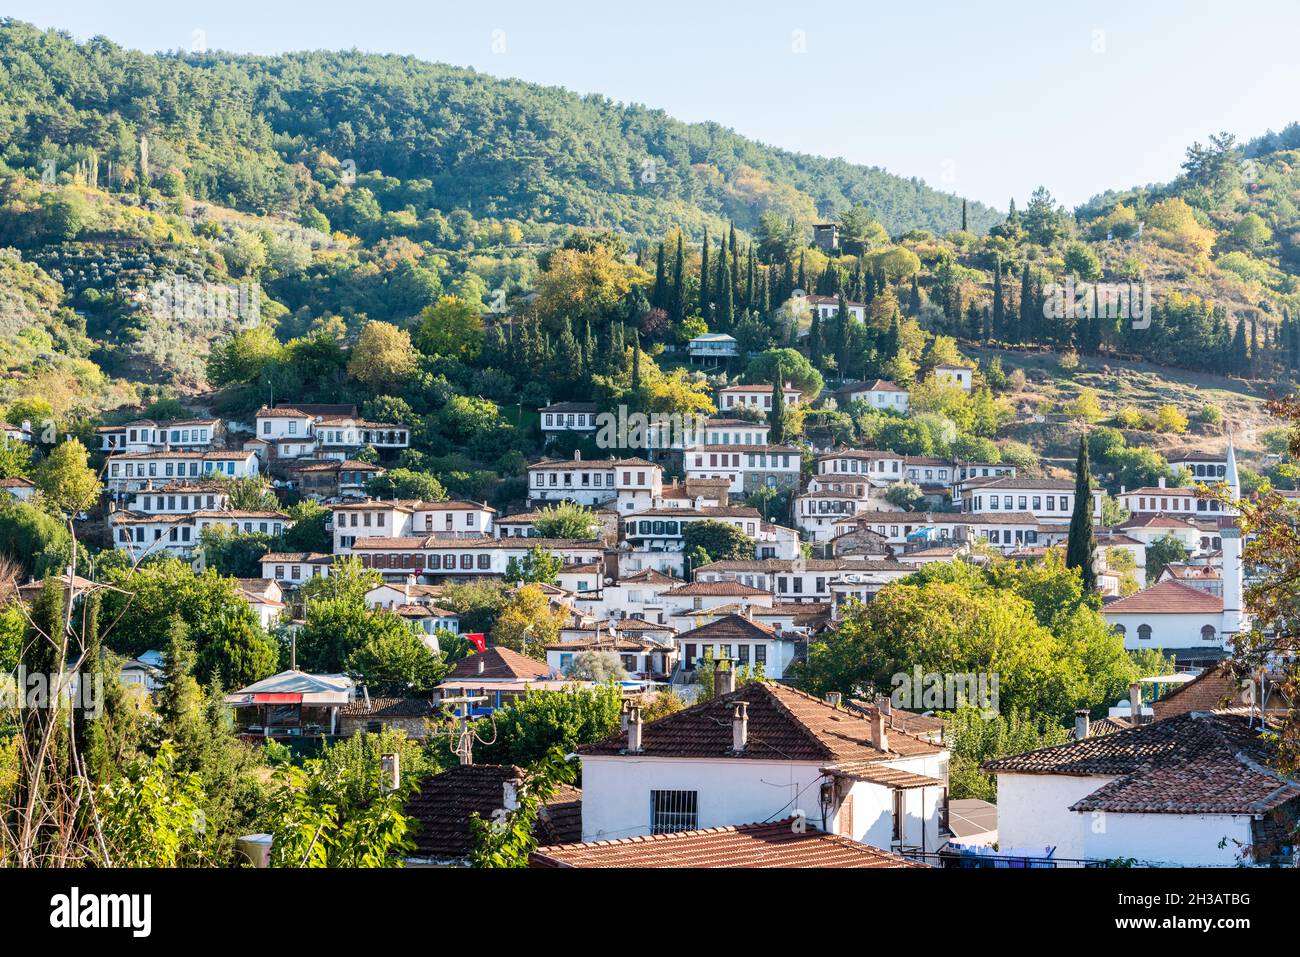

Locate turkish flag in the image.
[463,633,487,652]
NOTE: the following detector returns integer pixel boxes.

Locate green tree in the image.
[682,520,755,565]
[415,295,484,360]
[345,622,447,695]
[530,501,601,539]
[34,439,101,517]
[1066,437,1098,592]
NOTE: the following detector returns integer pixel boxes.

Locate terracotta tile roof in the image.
[581,681,943,762]
[696,558,909,573]
[444,647,553,681]
[530,819,920,868]
[662,580,771,597]
[674,613,778,644]
[1118,514,1199,530]
[844,699,947,739]
[619,568,680,585]
[822,762,943,789]
[983,712,1300,815]
[406,764,581,859]
[1103,579,1224,614]
[339,696,438,718]
[1149,663,1281,720]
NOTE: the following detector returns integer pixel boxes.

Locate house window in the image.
[892,790,904,843]
[650,790,698,834]
[1201,625,1217,641]
[1137,624,1152,641]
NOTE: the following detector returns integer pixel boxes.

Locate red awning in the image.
[250,693,303,704]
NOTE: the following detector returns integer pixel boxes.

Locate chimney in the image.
[715,657,736,695]
[1157,476,1166,489]
[732,701,749,751]
[1129,682,1142,725]
[626,706,643,752]
[574,449,582,462]
[502,780,519,813]
[476,656,485,675]
[825,691,842,709]
[874,693,892,716]
[1074,709,1090,741]
[869,712,889,752]
[620,698,632,733]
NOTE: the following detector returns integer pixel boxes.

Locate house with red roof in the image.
[984,711,1300,865]
[577,677,949,854]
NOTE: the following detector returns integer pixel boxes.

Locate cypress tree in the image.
[1066,437,1098,593]
[1019,263,1034,344]
[1231,318,1248,375]
[745,246,756,309]
[797,252,807,294]
[961,198,968,232]
[769,361,787,444]
[908,274,921,317]
[670,235,685,323]
[631,330,642,393]
[698,227,710,320]
[992,256,1005,340]
[651,242,666,309]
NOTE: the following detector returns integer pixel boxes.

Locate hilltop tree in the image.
[769,361,788,444]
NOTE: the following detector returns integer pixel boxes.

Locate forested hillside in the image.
[0,19,994,240]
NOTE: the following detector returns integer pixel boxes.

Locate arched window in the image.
[1137,624,1152,641]
[1112,624,1126,637]
[1201,625,1217,642]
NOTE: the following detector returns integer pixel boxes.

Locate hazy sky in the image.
[13,1,1300,209]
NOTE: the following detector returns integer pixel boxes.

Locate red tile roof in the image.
[444,647,553,681]
[581,681,943,762]
[1103,579,1224,614]
[529,819,920,868]
[983,712,1300,815]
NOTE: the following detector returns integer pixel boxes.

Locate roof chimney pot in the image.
[1129,682,1142,725]
[626,706,643,753]
[715,657,736,695]
[476,656,485,675]
[825,692,842,709]
[732,701,749,751]
[869,711,889,752]
[1074,709,1090,741]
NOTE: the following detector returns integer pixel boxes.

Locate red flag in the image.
[463,633,486,652]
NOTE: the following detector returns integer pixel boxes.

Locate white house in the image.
[688,333,738,362]
[805,294,867,322]
[835,378,910,413]
[332,499,496,552]
[684,444,801,495]
[96,417,221,453]
[932,364,973,391]
[958,476,1100,524]
[984,712,1300,866]
[539,402,599,435]
[104,449,260,493]
[716,383,801,413]
[1117,479,1227,518]
[0,477,36,502]
[578,680,950,853]
[527,453,663,512]
[262,552,333,586]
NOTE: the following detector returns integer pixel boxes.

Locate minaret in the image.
[1220,434,1245,642]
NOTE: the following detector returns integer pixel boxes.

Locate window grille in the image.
[650,790,698,834]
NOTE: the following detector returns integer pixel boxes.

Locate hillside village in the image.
[0,18,1297,878]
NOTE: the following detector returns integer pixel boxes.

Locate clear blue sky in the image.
[15,1,1300,209]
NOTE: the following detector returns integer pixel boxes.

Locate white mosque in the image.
[1102,437,1247,667]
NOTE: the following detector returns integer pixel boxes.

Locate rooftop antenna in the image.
[440,694,494,765]
[290,632,297,672]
